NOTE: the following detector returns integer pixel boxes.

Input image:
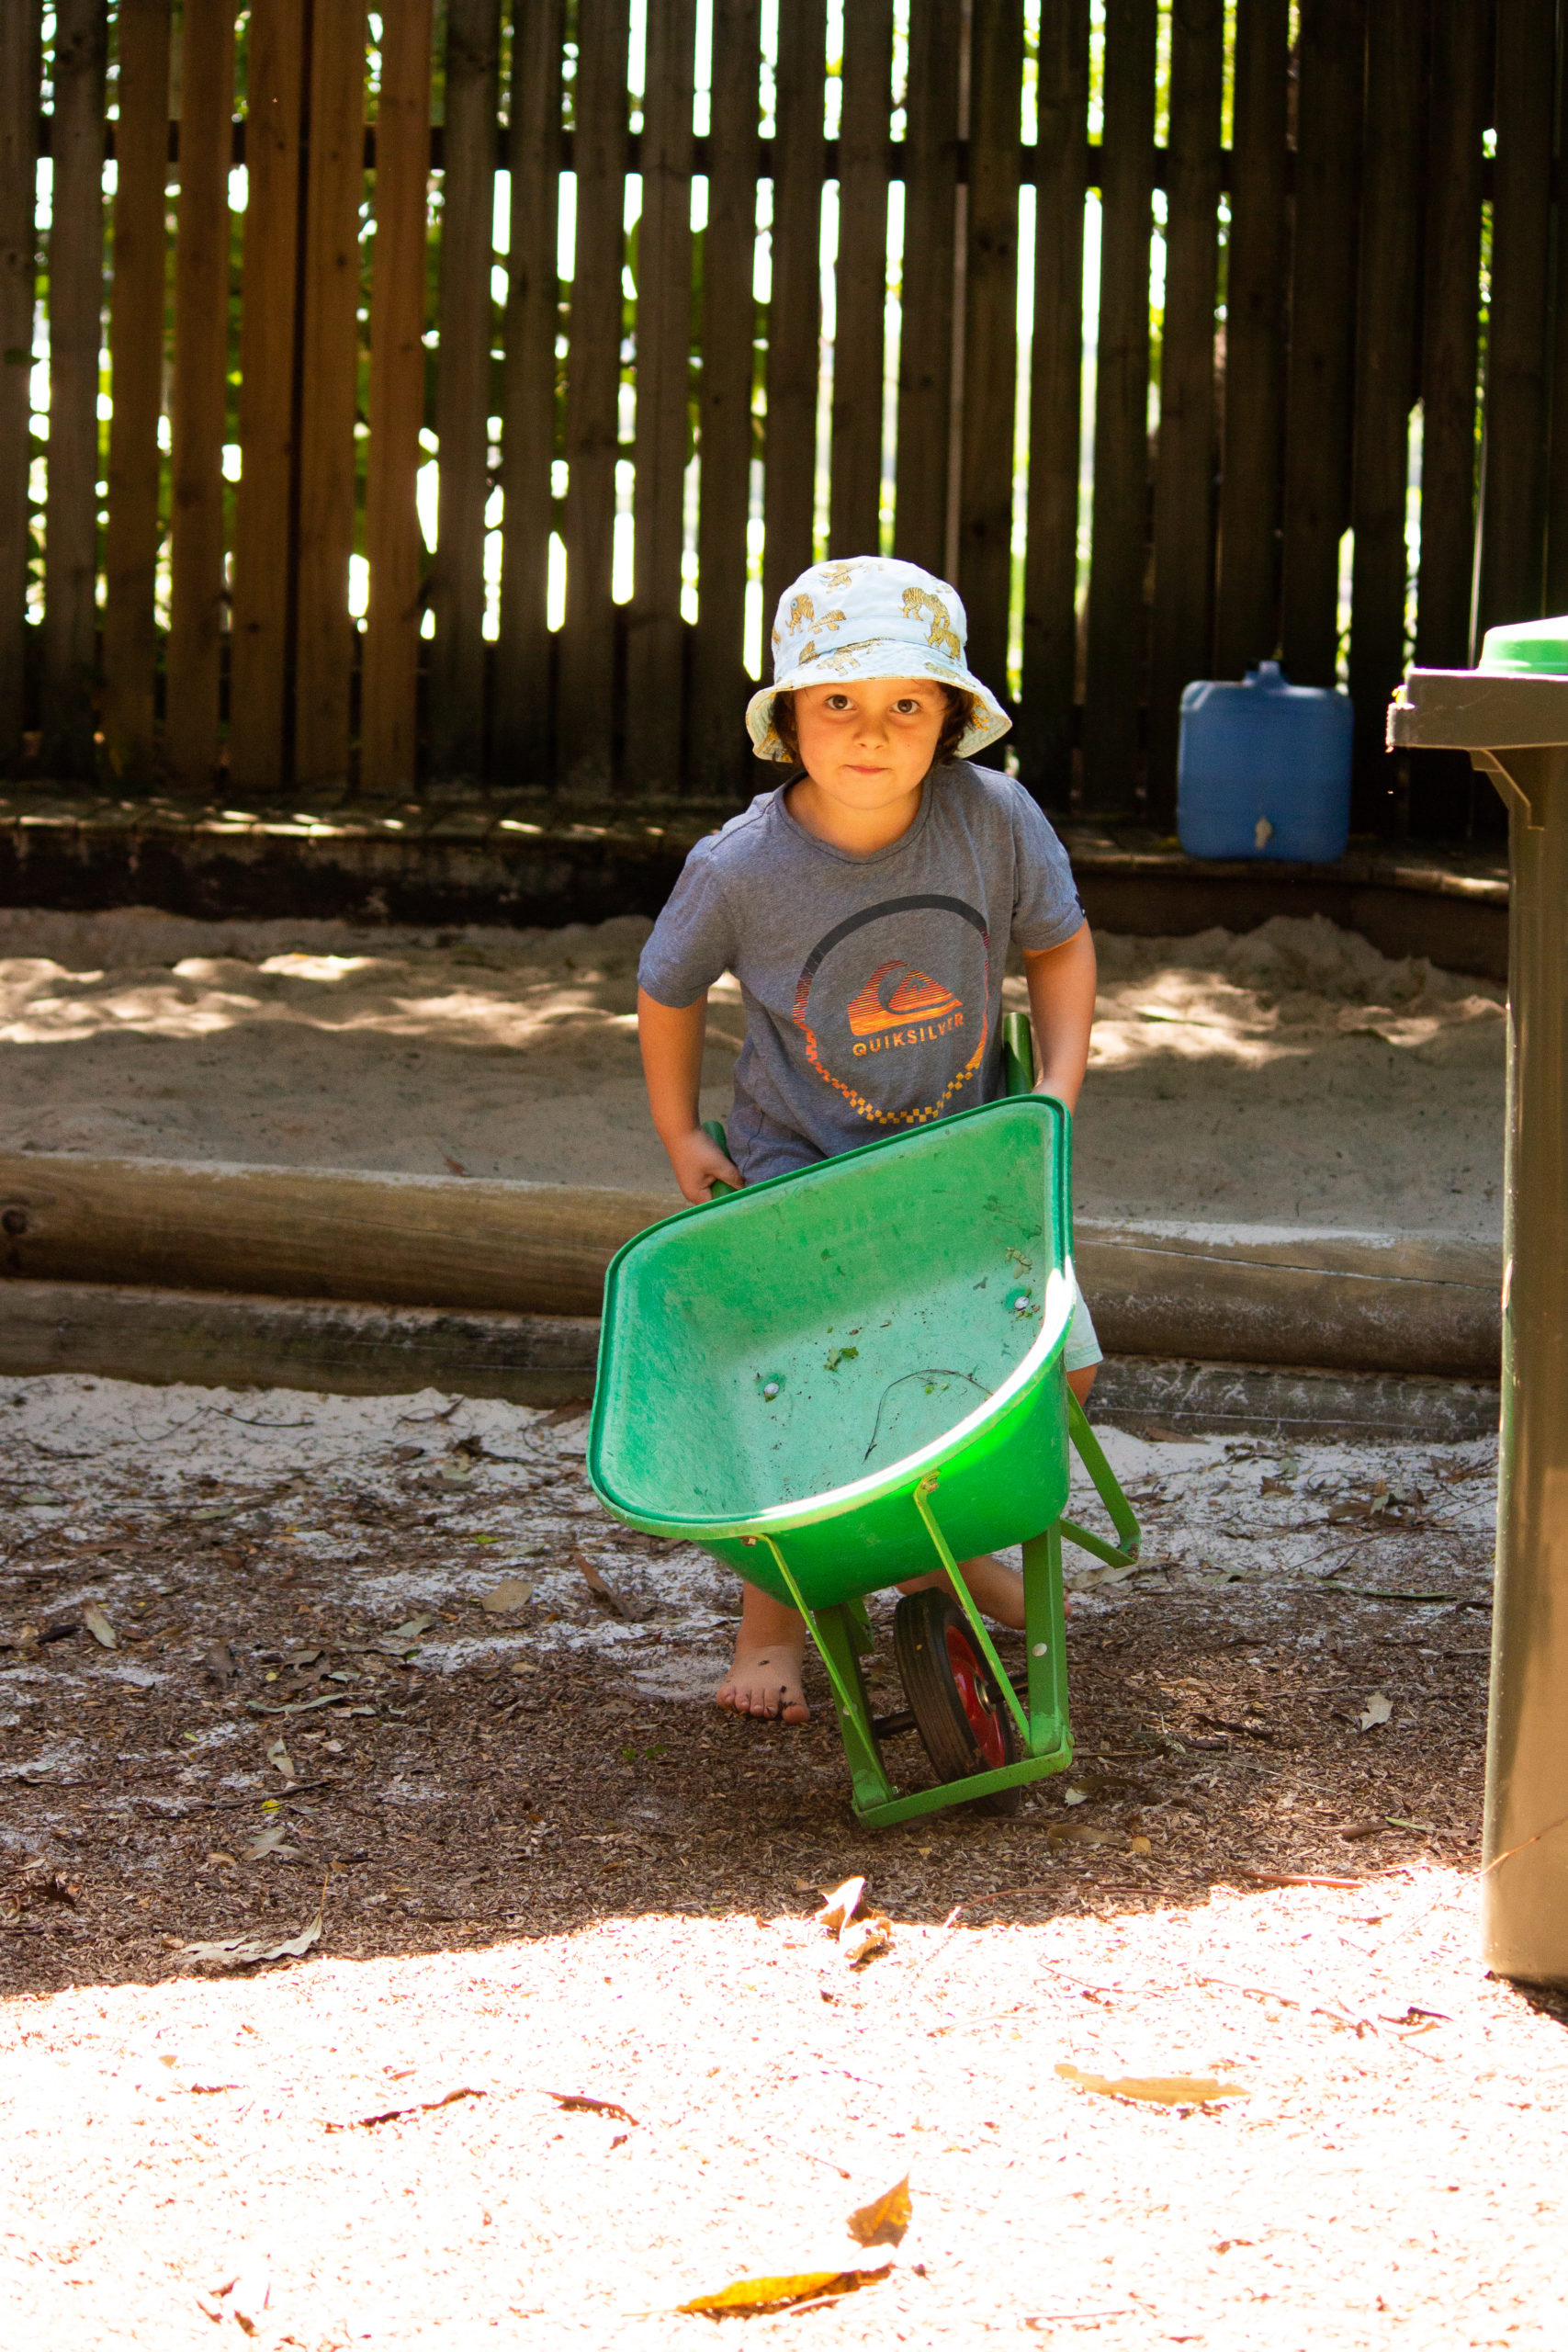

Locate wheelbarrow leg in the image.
[1022,1521,1071,1755]
[750,1536,898,1813]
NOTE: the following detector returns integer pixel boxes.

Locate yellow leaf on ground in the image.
[677,2261,892,2316]
[847,2175,911,2248]
[1056,2064,1248,2108]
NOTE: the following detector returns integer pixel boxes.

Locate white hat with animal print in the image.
[745,555,1011,762]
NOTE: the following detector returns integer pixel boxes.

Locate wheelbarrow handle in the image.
[701,1118,740,1198]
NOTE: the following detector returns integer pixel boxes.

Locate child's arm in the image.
[638,988,745,1201]
[1022,921,1097,1113]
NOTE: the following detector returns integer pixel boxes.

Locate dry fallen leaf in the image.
[1056,2063,1248,2108]
[575,1552,650,1621]
[1128,1835,1153,1855]
[325,2085,485,2131]
[480,1578,535,1614]
[82,1605,117,1650]
[847,2175,911,2249]
[813,1875,865,1934]
[840,1913,892,1968]
[202,1640,237,1681]
[243,1823,296,1860]
[177,1896,323,1973]
[543,2089,640,2124]
[1359,1690,1393,1731]
[677,2262,892,2316]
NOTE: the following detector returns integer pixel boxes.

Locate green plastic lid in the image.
[1478,614,1568,673]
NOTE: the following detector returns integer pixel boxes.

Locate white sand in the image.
[0,906,1505,1249]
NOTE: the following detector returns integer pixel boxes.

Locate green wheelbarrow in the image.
[587,1013,1140,1827]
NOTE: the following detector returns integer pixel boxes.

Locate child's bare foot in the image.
[716,1582,809,1722]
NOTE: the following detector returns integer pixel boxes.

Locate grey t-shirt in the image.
[638,762,1085,1182]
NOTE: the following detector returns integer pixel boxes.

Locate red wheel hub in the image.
[944,1624,1008,1768]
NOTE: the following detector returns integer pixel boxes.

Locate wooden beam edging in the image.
[0,1153,1501,1380]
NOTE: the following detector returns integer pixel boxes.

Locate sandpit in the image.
[0,905,1505,1250]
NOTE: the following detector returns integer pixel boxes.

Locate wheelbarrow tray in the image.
[589,1094,1077,1607]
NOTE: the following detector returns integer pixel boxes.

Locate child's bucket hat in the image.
[745,555,1011,762]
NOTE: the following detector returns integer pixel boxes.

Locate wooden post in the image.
[956,0,1024,721]
[0,5,41,764]
[1347,0,1424,832]
[231,0,305,795]
[558,0,630,796]
[362,0,434,797]
[1279,0,1365,690]
[1080,0,1156,812]
[1213,0,1287,683]
[828,0,892,560]
[494,0,565,787]
[165,0,237,791]
[1145,0,1222,827]
[294,1,367,788]
[1477,0,1555,640]
[428,0,500,780]
[761,0,826,635]
[893,0,961,581]
[689,0,761,797]
[1017,0,1088,803]
[101,0,171,781]
[625,0,697,796]
[41,0,108,780]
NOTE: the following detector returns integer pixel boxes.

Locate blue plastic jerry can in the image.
[1177,662,1353,862]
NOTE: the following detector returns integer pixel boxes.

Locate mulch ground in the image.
[3,1375,1561,2348]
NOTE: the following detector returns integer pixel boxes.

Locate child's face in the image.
[792,676,945,811]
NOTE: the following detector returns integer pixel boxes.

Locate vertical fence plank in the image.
[1018,0,1087,799]
[101,0,170,777]
[1347,0,1423,828]
[690,0,761,795]
[0,5,40,763]
[1080,0,1156,811]
[362,0,434,796]
[1213,0,1287,681]
[1145,0,1223,823]
[893,0,960,577]
[761,0,826,635]
[829,0,892,559]
[165,2,236,789]
[558,0,629,795]
[41,0,108,777]
[1547,4,1568,615]
[294,4,367,787]
[428,0,499,778]
[956,0,1023,717]
[626,0,696,794]
[1416,0,1486,667]
[496,0,564,786]
[1279,0,1365,689]
[1414,0,1487,839]
[1478,0,1555,635]
[231,0,305,795]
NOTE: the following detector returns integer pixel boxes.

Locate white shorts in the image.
[1065,1276,1102,1374]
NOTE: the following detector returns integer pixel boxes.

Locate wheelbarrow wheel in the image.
[893,1590,1021,1815]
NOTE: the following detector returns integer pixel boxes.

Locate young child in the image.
[637,555,1101,1722]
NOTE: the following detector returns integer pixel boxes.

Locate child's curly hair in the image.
[770,683,974,767]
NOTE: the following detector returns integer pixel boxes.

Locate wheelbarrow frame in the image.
[597,1011,1141,1827]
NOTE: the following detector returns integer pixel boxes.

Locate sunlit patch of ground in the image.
[1,1373,1543,2347]
[0,908,1504,1239]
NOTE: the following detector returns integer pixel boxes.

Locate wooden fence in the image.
[0,1,1556,837]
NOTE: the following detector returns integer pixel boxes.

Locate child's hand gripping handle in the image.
[701,1119,740,1197]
